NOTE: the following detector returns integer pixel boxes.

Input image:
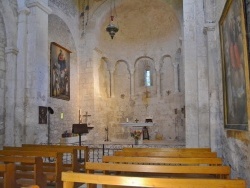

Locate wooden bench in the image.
[61,172,246,188]
[4,146,81,172]
[22,144,89,165]
[122,147,212,152]
[114,150,217,158]
[0,156,46,188]
[0,150,63,188]
[102,156,223,166]
[85,162,231,179]
[0,163,16,188]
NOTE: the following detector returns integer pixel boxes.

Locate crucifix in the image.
[82,111,91,124]
[135,118,139,123]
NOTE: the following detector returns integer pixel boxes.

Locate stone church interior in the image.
[0,0,250,187]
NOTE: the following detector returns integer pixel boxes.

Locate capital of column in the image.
[203,23,216,35]
[26,0,52,14]
[5,47,19,55]
[18,7,30,15]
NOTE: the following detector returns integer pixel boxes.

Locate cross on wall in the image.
[82,111,91,124]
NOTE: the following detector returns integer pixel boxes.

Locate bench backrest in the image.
[85,162,230,179]
[3,146,80,171]
[0,156,46,188]
[114,151,217,158]
[61,172,246,188]
[123,147,211,152]
[102,156,222,165]
[22,144,89,165]
[0,150,63,188]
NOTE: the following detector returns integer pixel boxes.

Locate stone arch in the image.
[48,9,79,50]
[134,56,156,97]
[160,55,175,96]
[114,60,130,98]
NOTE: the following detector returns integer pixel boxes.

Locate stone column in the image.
[110,68,115,98]
[173,63,179,93]
[25,0,51,143]
[204,23,218,150]
[156,69,161,98]
[130,68,135,97]
[14,6,30,146]
[4,47,18,146]
[183,0,199,147]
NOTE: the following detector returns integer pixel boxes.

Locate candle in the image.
[126,118,129,123]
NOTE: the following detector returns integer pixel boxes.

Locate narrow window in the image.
[145,70,151,86]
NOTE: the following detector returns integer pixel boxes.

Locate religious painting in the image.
[50,42,71,100]
[39,106,47,124]
[219,0,250,130]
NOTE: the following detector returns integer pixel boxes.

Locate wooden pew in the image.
[22,144,89,165]
[0,163,16,188]
[0,156,46,188]
[61,172,246,188]
[85,162,231,179]
[122,147,211,152]
[0,150,63,188]
[4,146,80,172]
[102,156,223,166]
[114,150,217,158]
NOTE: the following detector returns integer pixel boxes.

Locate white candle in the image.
[126,118,129,123]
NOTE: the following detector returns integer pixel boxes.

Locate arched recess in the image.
[160,55,175,97]
[99,57,111,98]
[134,57,156,97]
[114,60,130,98]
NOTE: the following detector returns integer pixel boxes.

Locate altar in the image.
[120,122,154,143]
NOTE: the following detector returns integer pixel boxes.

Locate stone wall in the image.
[214,0,250,185]
[47,12,79,143]
[80,0,185,143]
[0,12,6,146]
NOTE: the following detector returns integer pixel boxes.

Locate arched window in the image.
[144,60,152,87]
[145,70,151,86]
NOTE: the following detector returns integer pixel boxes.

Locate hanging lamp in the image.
[106,0,119,39]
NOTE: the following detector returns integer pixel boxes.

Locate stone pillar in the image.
[156,69,161,98]
[130,68,135,96]
[173,63,179,93]
[110,68,115,98]
[4,47,18,146]
[25,0,51,143]
[183,0,199,147]
[204,23,218,150]
[14,6,30,146]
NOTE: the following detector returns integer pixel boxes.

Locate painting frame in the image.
[219,0,250,131]
[50,42,71,101]
[39,106,47,124]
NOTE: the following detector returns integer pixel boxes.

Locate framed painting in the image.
[219,0,250,130]
[39,106,47,124]
[50,42,71,100]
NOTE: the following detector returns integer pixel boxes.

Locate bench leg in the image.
[63,181,74,188]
